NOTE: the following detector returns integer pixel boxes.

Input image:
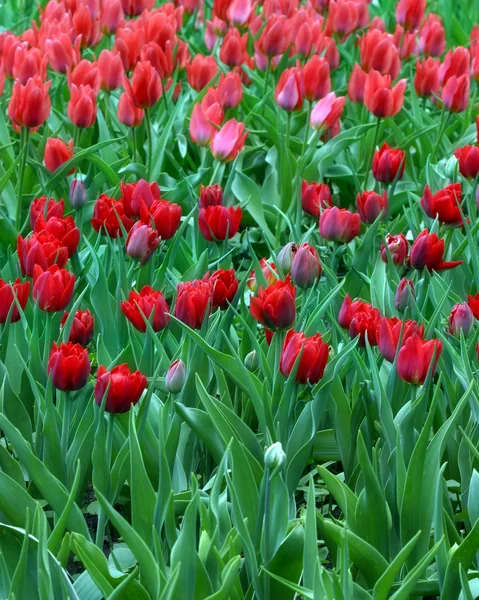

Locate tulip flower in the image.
[48,342,91,391]
[310,92,346,131]
[186,55,218,91]
[123,61,162,109]
[448,303,474,337]
[414,58,440,98]
[469,294,479,321]
[372,143,405,183]
[98,50,124,91]
[94,364,147,413]
[274,67,304,112]
[189,103,224,146]
[165,360,186,394]
[198,205,242,241]
[356,190,388,224]
[91,194,134,237]
[227,0,252,26]
[118,93,144,127]
[280,330,329,384]
[8,76,51,131]
[360,29,401,79]
[45,34,82,74]
[0,279,30,324]
[68,84,97,128]
[250,276,296,330]
[70,180,88,210]
[420,184,462,226]
[12,46,47,85]
[439,47,470,85]
[149,200,182,240]
[396,0,425,30]
[377,317,424,362]
[219,28,248,68]
[348,63,368,103]
[199,184,223,209]
[319,207,361,243]
[73,1,102,48]
[442,75,470,113]
[396,334,442,384]
[326,0,362,38]
[34,215,80,257]
[409,229,463,271]
[349,306,382,346]
[248,259,278,292]
[211,119,248,162]
[121,180,160,217]
[301,181,331,218]
[291,243,322,289]
[364,70,407,118]
[61,309,95,345]
[44,138,74,174]
[395,278,416,312]
[17,232,69,277]
[175,280,213,329]
[125,221,160,265]
[381,233,409,265]
[70,59,100,93]
[30,197,64,229]
[454,146,479,180]
[338,294,374,329]
[256,15,289,58]
[208,269,238,308]
[32,265,75,312]
[121,286,169,332]
[3,36,24,77]
[101,0,124,33]
[277,242,299,274]
[393,25,418,60]
[418,13,445,57]
[217,71,243,110]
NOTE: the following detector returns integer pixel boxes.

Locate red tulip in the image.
[227,0,252,26]
[338,294,373,329]
[301,181,331,217]
[217,71,243,110]
[381,233,409,265]
[45,34,82,74]
[61,309,94,345]
[349,305,382,346]
[117,92,144,127]
[468,293,479,321]
[8,76,51,131]
[280,330,329,384]
[256,15,290,58]
[420,183,462,226]
[414,57,440,98]
[372,143,405,183]
[294,21,313,58]
[219,28,248,68]
[73,1,102,48]
[348,63,368,103]
[189,103,224,146]
[364,70,407,118]
[125,221,160,265]
[48,342,90,391]
[70,59,100,93]
[12,46,47,85]
[310,92,346,130]
[123,61,161,110]
[409,229,463,271]
[250,276,296,330]
[34,215,80,257]
[174,280,212,329]
[418,14,445,57]
[17,232,68,277]
[319,206,361,243]
[98,50,124,91]
[442,74,470,113]
[121,286,169,332]
[472,44,479,83]
[393,25,418,60]
[149,199,182,240]
[0,278,30,323]
[290,243,322,289]
[326,0,362,37]
[360,29,401,79]
[208,268,238,308]
[94,364,147,413]
[44,138,74,174]
[439,47,470,85]
[378,317,424,362]
[303,56,331,102]
[356,190,388,224]
[101,0,124,33]
[120,179,160,217]
[198,205,242,241]
[211,119,248,162]
[30,197,64,230]
[274,67,303,112]
[396,334,442,384]
[454,146,479,179]
[186,55,218,91]
[395,278,416,312]
[32,265,75,312]
[448,303,474,337]
[396,0,425,30]
[2,35,24,77]
[247,258,278,292]
[68,84,97,128]
[91,194,134,237]
[199,184,223,209]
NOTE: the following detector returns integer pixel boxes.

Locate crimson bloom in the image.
[319,207,361,243]
[338,294,374,329]
[442,75,470,113]
[94,364,147,413]
[18,232,68,277]
[420,184,462,226]
[280,330,329,384]
[364,70,407,118]
[124,61,162,109]
[409,229,463,271]
[377,317,424,362]
[250,276,296,331]
[186,55,218,91]
[356,190,388,224]
[174,280,212,329]
[349,306,382,346]
[91,194,134,237]
[198,205,242,241]
[301,181,331,217]
[68,84,97,128]
[30,197,64,229]
[395,278,416,312]
[372,144,405,183]
[396,334,442,384]
[34,215,80,257]
[290,243,322,289]
[208,269,238,308]
[121,180,160,217]
[121,286,169,332]
[439,47,470,85]
[32,265,75,312]
[219,28,248,68]
[381,234,409,265]
[414,58,440,98]
[118,92,144,127]
[149,200,182,240]
[360,29,401,79]
[48,342,91,391]
[274,67,303,112]
[211,119,248,162]
[0,279,30,324]
[44,138,74,174]
[199,184,223,209]
[468,294,479,320]
[125,221,160,265]
[303,56,331,102]
[61,309,94,345]
[8,76,51,131]
[454,146,479,180]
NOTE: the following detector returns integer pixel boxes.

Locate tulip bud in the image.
[395,278,416,312]
[448,303,474,337]
[291,243,322,289]
[244,350,259,371]
[264,441,286,470]
[165,360,186,394]
[445,155,459,180]
[277,242,298,274]
[70,179,87,209]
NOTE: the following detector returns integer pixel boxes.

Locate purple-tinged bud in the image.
[125,221,160,265]
[277,242,298,274]
[165,360,186,393]
[448,303,474,337]
[291,243,322,289]
[70,179,87,209]
[394,278,416,312]
[244,350,259,371]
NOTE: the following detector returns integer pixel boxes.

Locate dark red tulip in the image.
[301,181,332,217]
[30,197,64,230]
[372,143,405,183]
[338,294,374,329]
[409,229,463,271]
[377,317,424,362]
[199,184,223,209]
[290,243,322,289]
[381,234,409,265]
[420,184,462,226]
[94,364,147,413]
[32,265,75,312]
[123,61,162,109]
[120,179,161,217]
[250,276,296,330]
[44,138,74,174]
[360,29,401,79]
[256,15,289,58]
[125,221,160,265]
[395,278,416,312]
[48,342,91,391]
[34,215,80,257]
[121,286,169,332]
[364,70,407,118]
[149,200,182,240]
[320,207,361,243]
[468,294,479,320]
[349,306,382,346]
[61,309,95,345]
[280,329,329,384]
[454,146,479,180]
[174,280,212,329]
[356,190,388,224]
[0,278,30,323]
[198,205,242,241]
[219,28,248,68]
[448,303,474,337]
[91,194,134,237]
[17,232,69,277]
[208,268,238,308]
[396,334,442,384]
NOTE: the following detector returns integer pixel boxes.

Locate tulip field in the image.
[2,0,479,597]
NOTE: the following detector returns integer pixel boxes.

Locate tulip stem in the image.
[95,413,114,548]
[145,109,153,180]
[16,127,29,231]
[364,117,381,187]
[285,113,291,152]
[261,58,272,115]
[60,392,70,462]
[132,128,137,163]
[432,105,450,163]
[301,101,312,157]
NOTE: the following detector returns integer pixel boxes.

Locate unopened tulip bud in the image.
[395,278,416,312]
[291,243,322,289]
[445,155,459,180]
[448,303,474,337]
[165,360,186,393]
[277,242,298,274]
[264,441,286,470]
[244,350,259,371]
[70,179,87,209]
